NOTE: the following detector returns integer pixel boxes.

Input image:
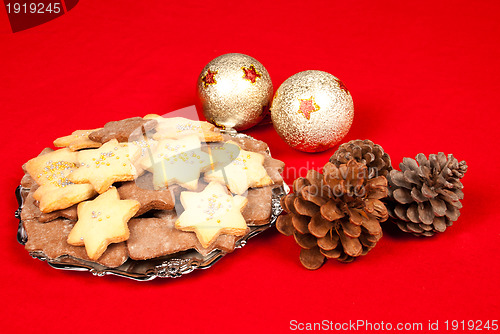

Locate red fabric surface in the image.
[1,1,499,333]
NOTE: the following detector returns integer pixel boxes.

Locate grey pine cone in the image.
[330,139,392,179]
[386,152,467,236]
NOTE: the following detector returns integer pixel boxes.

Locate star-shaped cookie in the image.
[25,148,78,186]
[21,184,78,223]
[175,181,248,248]
[204,141,273,195]
[140,135,212,190]
[53,129,102,151]
[67,187,140,261]
[25,148,96,212]
[68,139,140,193]
[145,115,223,142]
[33,183,97,213]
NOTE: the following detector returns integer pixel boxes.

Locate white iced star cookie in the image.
[144,115,223,142]
[67,187,140,261]
[204,141,273,195]
[68,139,140,193]
[175,181,248,248]
[25,148,96,213]
[140,135,212,190]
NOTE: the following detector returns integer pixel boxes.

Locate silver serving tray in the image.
[15,132,288,281]
[15,184,287,281]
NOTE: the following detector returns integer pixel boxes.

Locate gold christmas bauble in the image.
[271,70,354,152]
[197,53,273,131]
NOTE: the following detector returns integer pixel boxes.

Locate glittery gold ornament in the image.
[197,53,273,131]
[271,70,354,152]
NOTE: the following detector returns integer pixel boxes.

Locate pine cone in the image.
[386,152,467,237]
[329,139,392,178]
[276,160,389,270]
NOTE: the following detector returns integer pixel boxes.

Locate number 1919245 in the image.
[444,320,498,331]
[6,2,62,14]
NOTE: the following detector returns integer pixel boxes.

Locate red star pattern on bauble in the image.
[336,78,349,93]
[201,69,218,88]
[297,96,320,120]
[242,65,261,84]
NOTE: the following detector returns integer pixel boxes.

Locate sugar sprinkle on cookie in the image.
[175,181,248,248]
[68,139,140,193]
[140,135,212,190]
[147,115,223,142]
[205,141,273,195]
[25,148,96,212]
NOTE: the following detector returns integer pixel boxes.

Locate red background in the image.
[1,1,499,333]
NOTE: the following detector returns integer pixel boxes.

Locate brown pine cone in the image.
[276,160,389,270]
[329,139,392,178]
[386,152,467,236]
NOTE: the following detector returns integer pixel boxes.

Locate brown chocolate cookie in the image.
[264,154,285,184]
[23,218,128,268]
[242,186,273,225]
[117,172,176,216]
[89,117,158,143]
[127,210,237,259]
[221,134,269,153]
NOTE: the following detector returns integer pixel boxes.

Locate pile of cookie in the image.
[19,115,285,269]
